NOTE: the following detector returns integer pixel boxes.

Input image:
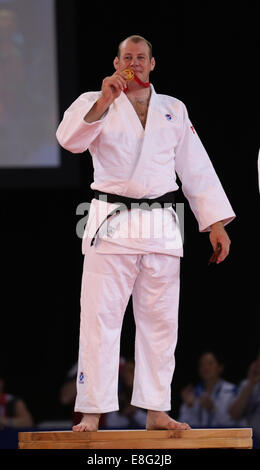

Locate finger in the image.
[216,245,230,263]
[117,76,127,90]
[209,242,222,264]
[110,79,124,93]
[112,73,127,89]
[105,75,123,91]
[210,238,219,252]
[114,78,126,91]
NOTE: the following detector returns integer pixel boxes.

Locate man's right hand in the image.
[100,71,128,107]
[84,71,127,123]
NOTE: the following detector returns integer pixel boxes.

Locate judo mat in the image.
[18,428,252,449]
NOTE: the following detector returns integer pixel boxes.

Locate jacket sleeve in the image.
[175,102,236,232]
[56,92,110,154]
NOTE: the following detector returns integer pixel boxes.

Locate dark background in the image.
[1,1,259,423]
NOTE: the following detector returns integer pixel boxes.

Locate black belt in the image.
[90,190,176,246]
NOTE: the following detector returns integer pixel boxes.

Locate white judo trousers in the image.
[74,244,180,413]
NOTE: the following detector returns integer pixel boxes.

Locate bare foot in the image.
[146,410,190,430]
[72,413,100,432]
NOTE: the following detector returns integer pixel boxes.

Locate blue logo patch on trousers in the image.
[79,372,85,384]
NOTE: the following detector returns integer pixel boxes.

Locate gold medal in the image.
[123,69,135,81]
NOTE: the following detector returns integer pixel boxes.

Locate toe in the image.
[72,424,84,432]
[167,420,190,430]
[72,425,80,432]
[168,421,183,430]
[181,422,191,430]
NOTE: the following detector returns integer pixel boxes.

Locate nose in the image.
[130,57,139,67]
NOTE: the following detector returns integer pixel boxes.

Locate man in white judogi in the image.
[56,35,235,432]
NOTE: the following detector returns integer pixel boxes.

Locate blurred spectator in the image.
[0,373,33,429]
[105,359,147,429]
[178,351,244,428]
[229,349,260,448]
[59,362,77,408]
[59,362,80,426]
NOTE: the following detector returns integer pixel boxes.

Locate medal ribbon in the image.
[133,74,150,88]
[123,70,150,92]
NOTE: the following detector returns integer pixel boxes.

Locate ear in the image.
[150,57,156,71]
[113,56,119,71]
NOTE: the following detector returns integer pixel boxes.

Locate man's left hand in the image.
[209,221,231,264]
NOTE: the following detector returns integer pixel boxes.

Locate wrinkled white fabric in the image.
[57,85,235,257]
[74,243,180,413]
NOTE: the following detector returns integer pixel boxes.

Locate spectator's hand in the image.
[199,393,215,412]
[248,360,260,386]
[209,221,231,264]
[181,385,195,407]
[60,380,77,405]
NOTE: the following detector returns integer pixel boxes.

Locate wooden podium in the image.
[18,428,253,449]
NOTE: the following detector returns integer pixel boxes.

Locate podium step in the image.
[18,428,253,449]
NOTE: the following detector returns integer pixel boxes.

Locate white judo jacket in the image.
[56,85,235,256]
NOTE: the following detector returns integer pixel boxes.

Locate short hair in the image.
[117,35,153,60]
[198,350,225,366]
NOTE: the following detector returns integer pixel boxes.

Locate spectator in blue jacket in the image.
[178,351,245,428]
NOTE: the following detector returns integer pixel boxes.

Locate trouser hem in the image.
[131,400,171,412]
[74,406,119,414]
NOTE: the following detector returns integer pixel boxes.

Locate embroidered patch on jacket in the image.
[165,113,173,121]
